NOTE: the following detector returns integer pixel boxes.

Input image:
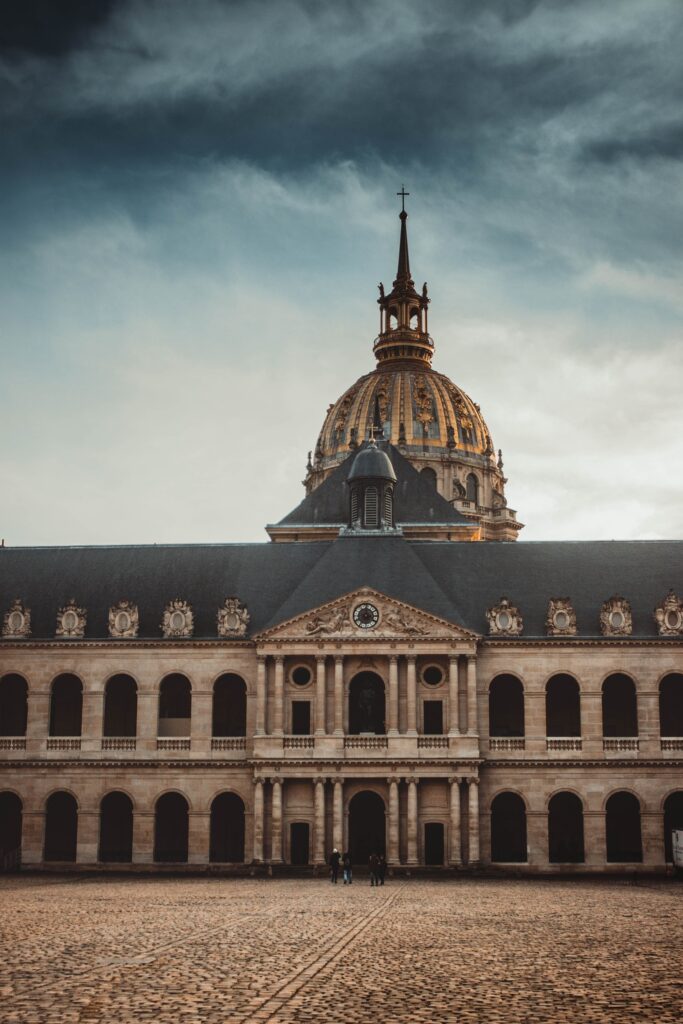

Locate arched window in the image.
[348,672,385,735]
[154,793,189,863]
[210,792,245,862]
[489,675,525,737]
[0,674,28,736]
[49,675,83,737]
[659,674,683,736]
[0,792,22,870]
[605,792,642,862]
[546,675,581,736]
[663,791,683,863]
[420,467,437,489]
[99,792,133,863]
[548,792,585,863]
[103,675,137,737]
[490,792,527,862]
[466,473,478,503]
[44,792,78,862]
[212,675,247,737]
[602,674,637,737]
[158,675,191,737]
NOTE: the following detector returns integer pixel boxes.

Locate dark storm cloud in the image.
[0,0,117,57]
[583,123,683,164]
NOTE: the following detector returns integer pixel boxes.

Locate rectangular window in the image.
[423,700,443,735]
[292,701,311,735]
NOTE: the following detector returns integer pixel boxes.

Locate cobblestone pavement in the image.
[0,875,681,1023]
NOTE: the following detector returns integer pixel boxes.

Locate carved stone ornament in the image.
[108,600,139,639]
[56,600,86,639]
[486,598,523,637]
[2,599,31,639]
[546,598,577,637]
[600,596,632,637]
[653,590,683,636]
[217,597,250,638]
[161,599,194,638]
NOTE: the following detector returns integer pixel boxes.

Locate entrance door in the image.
[424,822,444,865]
[349,791,385,865]
[290,822,310,864]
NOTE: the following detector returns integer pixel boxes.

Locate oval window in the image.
[423,665,444,686]
[292,665,312,686]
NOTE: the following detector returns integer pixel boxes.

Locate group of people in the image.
[328,849,387,886]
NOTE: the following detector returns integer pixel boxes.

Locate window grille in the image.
[383,487,393,526]
[350,487,359,522]
[364,486,378,527]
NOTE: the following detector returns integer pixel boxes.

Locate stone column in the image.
[466,656,478,735]
[315,657,326,736]
[273,657,284,736]
[448,656,460,735]
[255,657,266,736]
[334,657,344,736]
[467,777,480,864]
[406,657,417,735]
[449,776,462,865]
[388,656,399,735]
[407,778,419,864]
[388,779,400,865]
[332,779,344,852]
[253,779,264,862]
[20,810,44,866]
[133,810,155,864]
[271,779,283,863]
[314,778,326,864]
[188,811,210,865]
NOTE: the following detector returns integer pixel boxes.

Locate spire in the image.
[395,186,412,284]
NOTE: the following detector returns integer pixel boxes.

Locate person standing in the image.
[377,853,387,885]
[369,852,379,886]
[342,850,353,885]
[329,848,341,883]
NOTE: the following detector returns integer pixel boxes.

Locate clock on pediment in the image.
[353,602,380,630]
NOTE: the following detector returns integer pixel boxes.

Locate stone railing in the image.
[283,736,315,749]
[603,737,639,752]
[211,737,247,751]
[102,737,137,751]
[546,738,582,751]
[0,737,27,751]
[157,738,191,752]
[489,738,525,751]
[46,737,81,751]
[661,738,683,752]
[417,736,449,748]
[344,736,389,750]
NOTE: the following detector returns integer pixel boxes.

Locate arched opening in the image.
[44,791,78,862]
[605,792,642,862]
[466,473,478,503]
[489,675,525,737]
[98,792,133,863]
[546,675,581,736]
[0,674,28,736]
[49,674,83,736]
[158,674,191,737]
[548,792,585,863]
[491,792,527,862]
[348,791,385,865]
[659,674,683,736]
[348,672,385,735]
[212,675,247,737]
[209,792,245,862]
[0,792,22,870]
[663,791,683,863]
[602,675,637,736]
[419,467,437,489]
[154,792,189,862]
[409,307,420,331]
[103,675,137,737]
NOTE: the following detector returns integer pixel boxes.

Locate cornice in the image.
[0,639,255,651]
[1,757,680,771]
[481,637,682,649]
[480,759,683,769]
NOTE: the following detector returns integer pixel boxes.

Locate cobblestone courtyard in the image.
[0,876,681,1024]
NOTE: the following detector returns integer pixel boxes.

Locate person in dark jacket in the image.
[329,848,341,883]
[369,852,379,886]
[342,850,353,885]
[377,853,387,885]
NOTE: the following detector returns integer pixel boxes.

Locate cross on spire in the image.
[397,185,409,213]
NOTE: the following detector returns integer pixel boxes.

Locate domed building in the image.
[306,203,522,541]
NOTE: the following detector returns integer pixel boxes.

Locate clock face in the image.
[353,602,380,630]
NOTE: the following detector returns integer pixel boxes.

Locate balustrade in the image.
[546,737,582,751]
[603,737,639,752]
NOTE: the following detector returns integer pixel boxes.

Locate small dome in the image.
[348,441,397,483]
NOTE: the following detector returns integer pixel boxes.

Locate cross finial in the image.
[397,185,409,213]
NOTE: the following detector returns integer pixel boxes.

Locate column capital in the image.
[257,654,267,665]
[333,777,345,787]
[387,776,398,786]
[448,775,463,785]
[314,776,326,786]
[254,775,265,786]
[406,654,417,665]
[274,654,285,664]
[334,654,344,666]
[316,654,326,665]
[466,775,479,786]
[388,654,399,665]
[467,654,477,665]
[268,776,282,786]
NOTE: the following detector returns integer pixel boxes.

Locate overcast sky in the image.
[1,0,682,546]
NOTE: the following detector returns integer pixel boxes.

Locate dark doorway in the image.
[158,675,191,737]
[154,792,189,862]
[348,673,385,734]
[49,675,83,736]
[0,675,28,736]
[103,676,137,737]
[489,676,525,737]
[44,791,78,862]
[349,790,385,865]
[602,675,637,736]
[660,675,683,736]
[210,792,245,862]
[606,792,642,862]
[663,791,683,863]
[546,675,581,736]
[491,792,527,862]
[212,675,247,737]
[0,792,22,870]
[423,701,443,735]
[292,701,311,735]
[548,792,585,863]
[290,822,310,865]
[424,822,445,865]
[99,792,133,862]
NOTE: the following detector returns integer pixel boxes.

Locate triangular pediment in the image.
[255,587,478,641]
